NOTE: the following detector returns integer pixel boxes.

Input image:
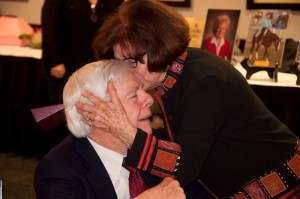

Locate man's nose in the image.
[143,91,154,107]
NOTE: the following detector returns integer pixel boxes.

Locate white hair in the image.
[63,59,131,137]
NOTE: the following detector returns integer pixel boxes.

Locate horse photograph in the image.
[244,10,290,68]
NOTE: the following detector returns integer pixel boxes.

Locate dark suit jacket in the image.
[34,132,211,199]
[34,134,121,199]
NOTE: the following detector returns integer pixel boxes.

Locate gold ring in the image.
[86,112,91,121]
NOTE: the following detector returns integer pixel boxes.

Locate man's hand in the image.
[137,177,185,199]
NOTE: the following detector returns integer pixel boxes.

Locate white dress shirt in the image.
[88,138,130,199]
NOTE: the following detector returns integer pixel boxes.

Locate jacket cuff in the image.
[126,128,148,167]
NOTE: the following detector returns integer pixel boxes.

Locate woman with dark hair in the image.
[76,0,300,198]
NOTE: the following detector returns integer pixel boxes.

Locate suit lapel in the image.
[75,137,118,199]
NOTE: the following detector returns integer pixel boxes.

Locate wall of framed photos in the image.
[177,0,300,41]
[0,0,299,40]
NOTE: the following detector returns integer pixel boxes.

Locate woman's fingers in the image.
[81,91,103,105]
[76,103,90,114]
[76,91,108,118]
[75,88,133,144]
[107,81,122,106]
[79,111,109,130]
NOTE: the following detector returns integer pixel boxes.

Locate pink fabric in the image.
[0,16,33,45]
[31,104,65,131]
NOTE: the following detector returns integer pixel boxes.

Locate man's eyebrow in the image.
[125,85,139,97]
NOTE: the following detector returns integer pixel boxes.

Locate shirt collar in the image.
[211,36,225,48]
[87,137,126,182]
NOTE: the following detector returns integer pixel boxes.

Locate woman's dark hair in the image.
[92,0,190,72]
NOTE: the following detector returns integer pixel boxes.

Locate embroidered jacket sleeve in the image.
[126,129,182,179]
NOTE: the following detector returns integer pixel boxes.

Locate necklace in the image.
[89,0,98,22]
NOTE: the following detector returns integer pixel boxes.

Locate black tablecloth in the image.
[251,85,300,137]
[0,55,49,158]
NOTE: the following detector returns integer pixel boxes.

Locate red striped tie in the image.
[123,165,148,199]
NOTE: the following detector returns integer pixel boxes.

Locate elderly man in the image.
[34,59,185,199]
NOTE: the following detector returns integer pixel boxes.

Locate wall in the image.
[0,0,42,24]
[0,0,299,40]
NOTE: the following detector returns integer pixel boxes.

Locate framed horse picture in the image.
[243,10,291,68]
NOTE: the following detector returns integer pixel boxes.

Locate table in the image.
[0,46,51,158]
[235,64,300,137]
[0,45,42,59]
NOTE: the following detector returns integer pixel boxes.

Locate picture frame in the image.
[0,0,28,1]
[158,0,191,7]
[243,10,291,68]
[247,0,300,10]
[201,9,241,62]
[185,17,205,48]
